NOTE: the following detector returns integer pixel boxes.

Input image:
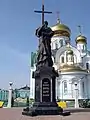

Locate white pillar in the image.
[74,82,79,108]
[62,81,63,101]
[30,68,35,99]
[7,82,13,108]
[55,79,57,100]
[78,81,82,99]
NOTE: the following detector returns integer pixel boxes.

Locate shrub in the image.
[79,99,90,108]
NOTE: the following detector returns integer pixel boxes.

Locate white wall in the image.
[87,74,90,98]
[51,36,69,50]
[56,73,89,100]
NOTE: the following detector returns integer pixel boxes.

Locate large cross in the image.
[34,0,52,25]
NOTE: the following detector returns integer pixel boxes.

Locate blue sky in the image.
[0,0,90,89]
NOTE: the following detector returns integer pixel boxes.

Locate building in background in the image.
[30,17,90,102]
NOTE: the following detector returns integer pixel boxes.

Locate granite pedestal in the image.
[22,66,70,116]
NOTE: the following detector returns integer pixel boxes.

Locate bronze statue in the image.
[35,21,54,68]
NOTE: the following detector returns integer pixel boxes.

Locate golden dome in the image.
[59,64,86,72]
[75,35,87,44]
[66,43,73,55]
[51,21,71,37]
[66,49,73,55]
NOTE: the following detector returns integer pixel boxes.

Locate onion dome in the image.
[75,35,87,44]
[66,49,73,55]
[66,43,73,55]
[51,19,71,37]
[75,25,87,44]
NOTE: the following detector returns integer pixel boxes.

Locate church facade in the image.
[30,18,90,101]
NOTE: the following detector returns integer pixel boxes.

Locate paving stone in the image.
[0,108,90,120]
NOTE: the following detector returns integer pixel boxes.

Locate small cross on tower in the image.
[56,11,61,23]
[78,25,82,35]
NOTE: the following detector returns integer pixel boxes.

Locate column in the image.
[30,69,35,99]
[7,82,13,108]
[61,81,63,101]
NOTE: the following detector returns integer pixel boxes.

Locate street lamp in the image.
[7,82,13,108]
[74,82,79,108]
[71,75,86,108]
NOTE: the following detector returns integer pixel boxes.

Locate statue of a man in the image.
[35,21,54,68]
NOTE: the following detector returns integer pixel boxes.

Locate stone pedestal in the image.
[7,82,13,108]
[22,66,64,116]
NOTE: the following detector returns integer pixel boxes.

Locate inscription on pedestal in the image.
[42,78,51,102]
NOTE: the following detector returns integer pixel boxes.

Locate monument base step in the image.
[22,102,70,116]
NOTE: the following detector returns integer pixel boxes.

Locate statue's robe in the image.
[35,25,54,67]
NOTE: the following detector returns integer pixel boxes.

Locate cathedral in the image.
[30,17,90,102]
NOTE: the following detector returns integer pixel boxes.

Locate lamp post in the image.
[7,82,13,108]
[71,76,86,108]
[74,82,79,108]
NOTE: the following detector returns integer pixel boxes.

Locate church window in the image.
[67,56,71,62]
[61,57,64,63]
[55,42,58,49]
[83,45,84,50]
[86,63,89,69]
[32,71,35,78]
[64,81,67,94]
[82,45,85,52]
[71,56,74,62]
[82,82,84,94]
[59,40,63,47]
[61,40,63,47]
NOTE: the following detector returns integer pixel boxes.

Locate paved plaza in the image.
[0,108,90,120]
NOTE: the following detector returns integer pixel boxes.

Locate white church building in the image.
[30,18,90,103]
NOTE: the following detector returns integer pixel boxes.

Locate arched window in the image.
[61,57,64,63]
[64,81,67,94]
[86,63,89,69]
[83,45,84,50]
[59,40,63,47]
[32,71,35,78]
[67,55,71,62]
[55,42,58,49]
[82,82,84,93]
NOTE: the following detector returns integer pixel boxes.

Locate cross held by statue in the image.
[34,0,52,25]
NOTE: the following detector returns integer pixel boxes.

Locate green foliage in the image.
[79,99,90,108]
[26,96,29,107]
[29,98,34,104]
[57,99,61,102]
